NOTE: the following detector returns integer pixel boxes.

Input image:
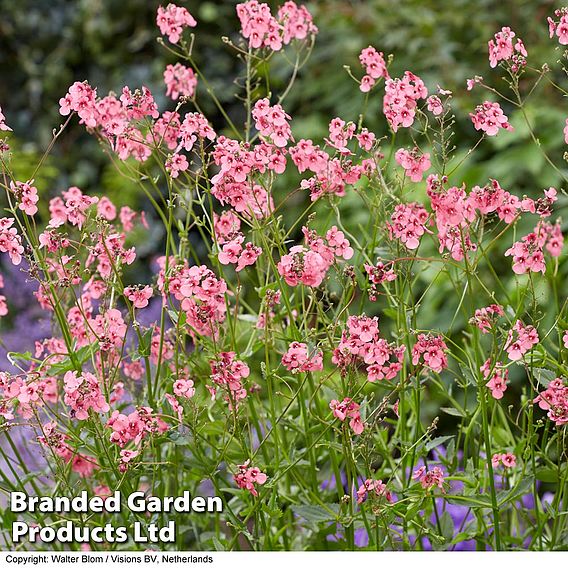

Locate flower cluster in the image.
[492,453,517,468]
[252,98,292,147]
[394,147,431,182]
[107,407,168,447]
[356,479,392,504]
[387,202,430,250]
[10,180,39,216]
[413,466,445,491]
[233,461,268,497]
[505,320,539,361]
[488,27,527,69]
[277,226,352,287]
[548,9,568,45]
[358,46,389,92]
[332,315,405,382]
[481,359,509,400]
[218,234,263,272]
[237,0,317,51]
[364,260,397,301]
[156,3,196,44]
[63,371,109,421]
[534,378,568,426]
[166,263,228,338]
[281,342,323,373]
[383,71,428,132]
[210,352,250,409]
[505,225,552,274]
[329,397,364,435]
[0,372,57,419]
[124,286,153,309]
[164,63,197,100]
[470,304,504,334]
[411,334,449,373]
[470,101,513,136]
[0,218,24,265]
[210,136,275,217]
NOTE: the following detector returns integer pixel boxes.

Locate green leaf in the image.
[292,504,339,525]
[498,476,534,507]
[426,435,455,452]
[441,406,466,418]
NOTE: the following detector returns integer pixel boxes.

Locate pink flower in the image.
[356,128,376,151]
[387,202,430,249]
[533,378,568,426]
[358,46,388,92]
[237,1,317,51]
[165,153,189,178]
[218,234,244,265]
[365,260,397,301]
[119,450,139,472]
[209,352,250,409]
[383,71,428,132]
[277,245,329,287]
[325,226,353,259]
[233,460,268,497]
[329,397,365,435]
[332,315,405,382]
[0,218,25,265]
[107,407,168,447]
[0,105,12,131]
[252,99,292,148]
[63,371,110,420]
[214,211,241,244]
[360,75,375,93]
[481,359,509,400]
[10,180,39,216]
[395,147,431,182]
[505,225,549,274]
[173,378,195,399]
[59,81,98,127]
[427,95,444,116]
[470,304,504,334]
[563,330,568,349]
[97,196,117,220]
[488,27,526,68]
[470,101,513,136]
[501,453,517,468]
[124,285,153,309]
[72,454,98,478]
[165,393,184,422]
[0,295,7,317]
[218,234,262,272]
[281,342,323,373]
[412,334,448,373]
[356,479,392,504]
[466,76,483,90]
[413,466,445,491]
[505,320,539,361]
[492,453,517,468]
[549,12,568,45]
[156,3,196,44]
[164,63,197,100]
[236,242,262,272]
[123,360,145,381]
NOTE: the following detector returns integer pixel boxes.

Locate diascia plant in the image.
[0,1,567,552]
